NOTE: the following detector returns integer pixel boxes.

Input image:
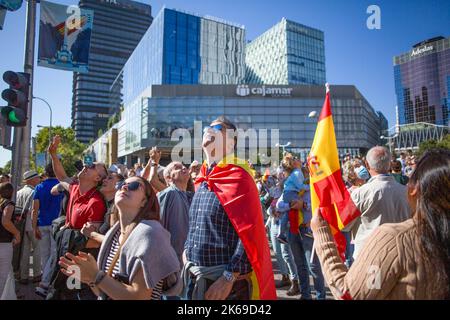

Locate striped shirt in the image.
[104,228,163,300]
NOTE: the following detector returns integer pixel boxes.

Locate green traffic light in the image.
[8,111,20,123]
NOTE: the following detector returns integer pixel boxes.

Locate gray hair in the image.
[366,146,391,174]
[163,161,182,184]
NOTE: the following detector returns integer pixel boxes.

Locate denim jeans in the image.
[269,219,298,280]
[38,226,56,287]
[299,227,326,300]
[288,227,326,299]
[343,231,354,268]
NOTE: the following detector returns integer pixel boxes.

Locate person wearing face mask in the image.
[182,116,276,300]
[59,177,181,300]
[311,149,450,299]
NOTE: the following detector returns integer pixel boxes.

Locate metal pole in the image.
[33,96,53,150]
[22,0,36,171]
[11,0,36,196]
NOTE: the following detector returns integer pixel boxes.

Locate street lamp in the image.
[33,96,53,148]
[380,135,392,154]
[308,110,317,119]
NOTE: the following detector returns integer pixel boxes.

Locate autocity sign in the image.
[236,84,293,97]
[411,45,434,57]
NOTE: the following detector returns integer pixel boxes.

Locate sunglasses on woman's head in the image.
[203,124,223,134]
[115,181,142,191]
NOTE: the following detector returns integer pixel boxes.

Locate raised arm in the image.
[51,182,70,194]
[48,135,73,184]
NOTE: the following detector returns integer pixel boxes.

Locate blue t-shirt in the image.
[33,178,63,227]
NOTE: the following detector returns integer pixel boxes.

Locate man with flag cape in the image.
[182,116,276,300]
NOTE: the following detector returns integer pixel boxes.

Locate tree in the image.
[0,161,11,175]
[417,134,450,157]
[35,126,86,177]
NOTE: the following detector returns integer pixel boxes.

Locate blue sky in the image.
[0,0,449,166]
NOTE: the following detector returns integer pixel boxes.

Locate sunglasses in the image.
[203,124,223,134]
[115,181,143,192]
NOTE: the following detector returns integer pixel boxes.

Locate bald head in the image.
[366,146,391,174]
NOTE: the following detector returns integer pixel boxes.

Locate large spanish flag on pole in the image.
[308,84,361,259]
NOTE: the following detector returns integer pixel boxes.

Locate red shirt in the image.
[66,183,106,230]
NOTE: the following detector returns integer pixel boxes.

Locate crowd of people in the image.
[0,115,448,300]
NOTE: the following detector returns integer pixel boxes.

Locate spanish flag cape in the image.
[194,155,277,300]
[308,84,361,260]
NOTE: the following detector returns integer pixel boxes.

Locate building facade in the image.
[245,18,326,85]
[394,36,450,126]
[113,7,246,109]
[72,0,152,144]
[113,84,384,164]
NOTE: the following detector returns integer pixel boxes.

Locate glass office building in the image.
[394,36,450,126]
[72,0,152,144]
[117,84,384,163]
[114,7,246,108]
[245,18,326,85]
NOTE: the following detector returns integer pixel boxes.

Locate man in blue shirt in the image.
[31,163,63,289]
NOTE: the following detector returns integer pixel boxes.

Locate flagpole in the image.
[310,83,329,265]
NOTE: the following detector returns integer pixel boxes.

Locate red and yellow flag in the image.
[195,156,277,300]
[308,84,361,259]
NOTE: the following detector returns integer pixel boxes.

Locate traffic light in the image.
[1,71,30,127]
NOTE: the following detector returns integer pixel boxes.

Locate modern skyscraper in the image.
[116,7,246,108]
[245,18,326,85]
[394,36,450,126]
[72,0,152,144]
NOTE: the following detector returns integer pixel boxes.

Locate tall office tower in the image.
[72,0,152,144]
[113,7,246,157]
[245,18,326,85]
[394,36,450,126]
[117,7,246,108]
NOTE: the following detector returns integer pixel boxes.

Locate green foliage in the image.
[417,134,450,157]
[35,126,86,177]
[0,161,11,175]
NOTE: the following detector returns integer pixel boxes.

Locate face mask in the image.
[355,166,370,181]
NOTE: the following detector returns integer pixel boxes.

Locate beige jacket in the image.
[315,219,446,300]
[348,174,411,258]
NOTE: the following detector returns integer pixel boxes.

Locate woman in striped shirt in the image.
[59,176,181,300]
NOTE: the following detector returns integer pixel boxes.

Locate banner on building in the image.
[38,0,93,73]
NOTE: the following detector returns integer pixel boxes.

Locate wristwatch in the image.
[89,270,106,288]
[222,270,237,283]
